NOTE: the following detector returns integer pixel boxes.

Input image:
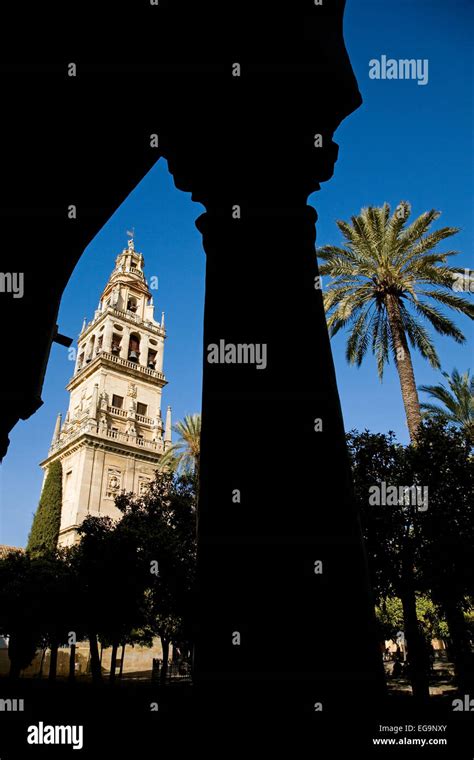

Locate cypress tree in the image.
[27,460,62,554]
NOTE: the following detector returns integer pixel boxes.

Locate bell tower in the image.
[40,234,172,547]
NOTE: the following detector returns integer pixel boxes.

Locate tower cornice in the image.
[101,274,151,302]
[41,425,166,469]
[67,351,168,392]
[79,305,165,344]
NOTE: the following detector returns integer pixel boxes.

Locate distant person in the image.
[392,660,402,678]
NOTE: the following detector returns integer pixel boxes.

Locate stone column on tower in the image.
[152,408,164,442]
[120,326,131,361]
[85,335,94,362]
[139,333,149,367]
[103,319,114,354]
[88,383,99,423]
[74,345,82,374]
[156,335,164,373]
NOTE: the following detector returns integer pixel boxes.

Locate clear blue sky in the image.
[1,0,472,547]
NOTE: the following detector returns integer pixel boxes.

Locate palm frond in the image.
[398,304,440,368]
[319,204,470,415]
[397,226,459,265]
[159,413,201,475]
[418,368,474,436]
[410,300,466,342]
[416,290,474,319]
[396,209,441,254]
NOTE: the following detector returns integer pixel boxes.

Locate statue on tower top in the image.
[126,228,135,251]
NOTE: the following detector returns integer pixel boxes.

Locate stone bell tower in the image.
[40,234,172,547]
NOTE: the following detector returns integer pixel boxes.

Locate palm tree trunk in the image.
[48,636,58,682]
[88,632,102,683]
[109,640,119,684]
[68,643,76,681]
[195,453,200,541]
[38,646,46,679]
[119,644,126,678]
[386,295,422,440]
[160,637,169,684]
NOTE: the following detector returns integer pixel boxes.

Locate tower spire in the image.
[50,413,62,447]
[164,405,172,448]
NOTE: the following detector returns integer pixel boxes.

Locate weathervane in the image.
[126,228,135,250]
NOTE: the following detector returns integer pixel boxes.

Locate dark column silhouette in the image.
[150,1,386,722]
[0,0,385,744]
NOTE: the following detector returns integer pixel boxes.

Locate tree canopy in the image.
[27,460,62,555]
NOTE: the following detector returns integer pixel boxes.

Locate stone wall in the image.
[0,637,164,678]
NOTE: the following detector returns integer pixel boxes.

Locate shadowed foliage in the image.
[27,460,62,555]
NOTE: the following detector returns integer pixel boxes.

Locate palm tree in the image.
[159,413,201,476]
[318,202,474,440]
[419,368,474,444]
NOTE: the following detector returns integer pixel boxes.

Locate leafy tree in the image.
[376,597,404,644]
[319,203,473,439]
[72,515,148,683]
[115,471,197,675]
[0,550,75,680]
[32,552,72,680]
[346,430,405,599]
[376,596,448,649]
[27,460,62,554]
[415,596,450,643]
[419,368,474,445]
[348,423,474,695]
[0,552,39,678]
[400,420,474,689]
[347,428,431,699]
[465,609,474,643]
[0,471,197,685]
[69,518,112,682]
[71,472,197,683]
